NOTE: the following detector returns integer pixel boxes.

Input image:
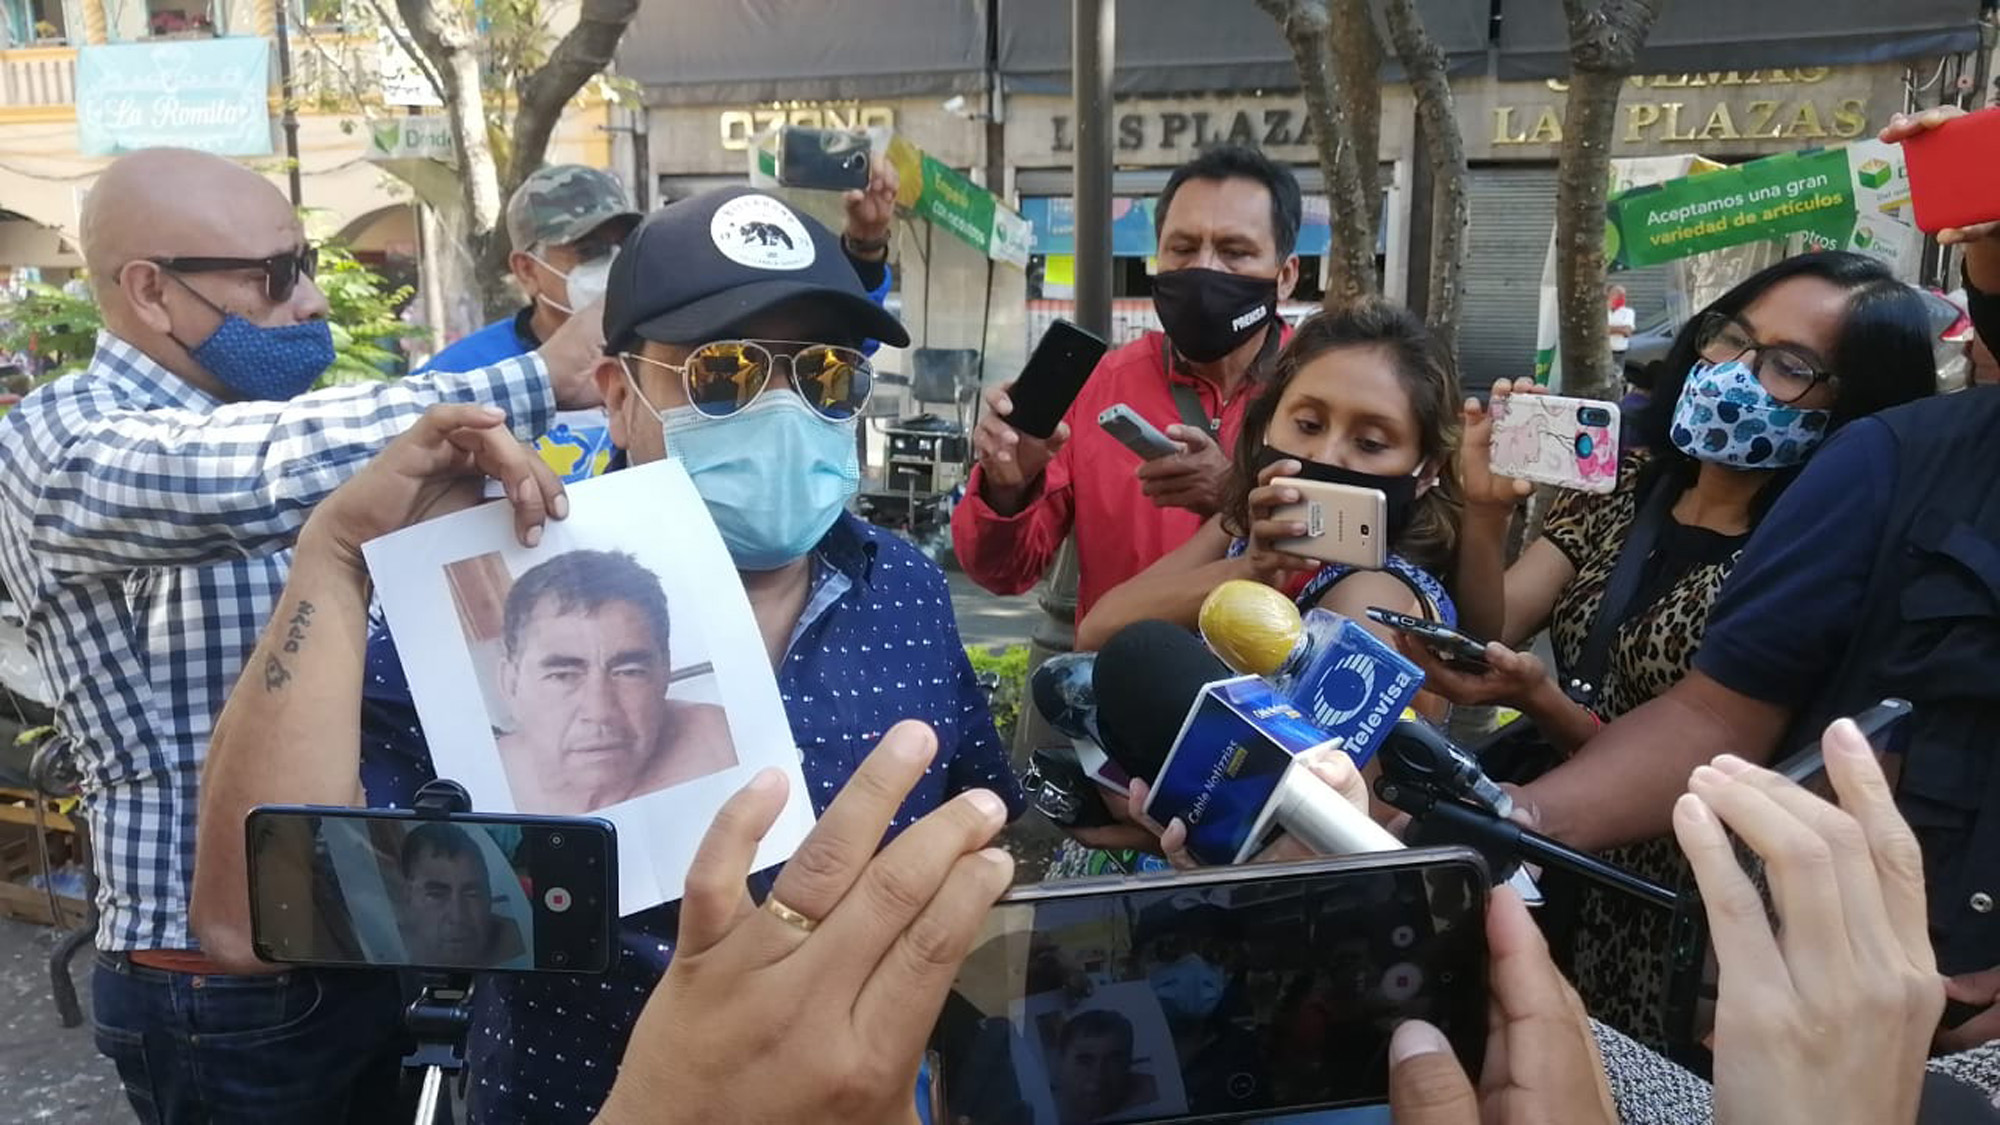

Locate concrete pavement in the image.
[0,918,121,1122]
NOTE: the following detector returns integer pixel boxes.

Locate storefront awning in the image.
[1494,0,1983,81]
[1019,193,1386,258]
[618,0,991,106]
[996,0,1491,95]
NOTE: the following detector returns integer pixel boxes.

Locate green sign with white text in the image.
[1605,140,1918,275]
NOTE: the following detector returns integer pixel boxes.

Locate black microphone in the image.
[1094,620,1403,862]
[1377,718,1514,819]
[1029,652,1101,745]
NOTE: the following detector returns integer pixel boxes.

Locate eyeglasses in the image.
[624,340,874,422]
[1694,311,1835,404]
[149,245,320,303]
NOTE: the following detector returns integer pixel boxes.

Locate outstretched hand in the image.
[598,722,1014,1125]
[1674,720,1943,1125]
[305,402,566,571]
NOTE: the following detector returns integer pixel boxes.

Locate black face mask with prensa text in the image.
[1151,267,1279,363]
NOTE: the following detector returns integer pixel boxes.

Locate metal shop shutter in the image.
[1456,163,1675,393]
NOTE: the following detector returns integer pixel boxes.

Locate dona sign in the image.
[77,38,272,157]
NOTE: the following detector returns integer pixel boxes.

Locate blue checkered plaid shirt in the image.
[0,333,554,951]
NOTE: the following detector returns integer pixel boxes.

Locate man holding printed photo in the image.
[191,186,1024,1123]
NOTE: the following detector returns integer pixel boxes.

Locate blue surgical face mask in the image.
[1669,358,1832,469]
[659,392,859,570]
[168,278,333,401]
[1148,953,1225,1023]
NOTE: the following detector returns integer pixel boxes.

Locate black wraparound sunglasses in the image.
[150,245,320,303]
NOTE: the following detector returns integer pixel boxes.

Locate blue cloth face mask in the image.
[1669,358,1832,469]
[169,279,333,401]
[1148,954,1226,1023]
[661,392,860,570]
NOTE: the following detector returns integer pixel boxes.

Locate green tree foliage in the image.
[0,244,426,389]
[964,643,1030,747]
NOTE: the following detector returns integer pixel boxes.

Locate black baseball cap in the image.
[603,186,910,353]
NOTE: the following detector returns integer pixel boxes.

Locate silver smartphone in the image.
[1098,403,1181,461]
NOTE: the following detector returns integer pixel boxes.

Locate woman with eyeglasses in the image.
[1400,250,1938,1050]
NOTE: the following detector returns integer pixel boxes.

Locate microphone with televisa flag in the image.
[1196,580,1514,819]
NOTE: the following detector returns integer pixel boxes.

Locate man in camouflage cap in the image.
[424,164,642,373]
[421,157,903,485]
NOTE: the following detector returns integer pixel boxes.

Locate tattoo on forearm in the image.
[262,600,316,693]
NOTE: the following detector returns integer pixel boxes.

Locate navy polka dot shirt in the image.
[359,514,1025,1123]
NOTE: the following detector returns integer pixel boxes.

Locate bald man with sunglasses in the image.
[0,146,605,1123]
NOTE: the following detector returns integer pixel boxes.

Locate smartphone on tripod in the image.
[246,805,617,973]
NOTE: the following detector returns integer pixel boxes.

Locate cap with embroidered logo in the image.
[602,186,909,352]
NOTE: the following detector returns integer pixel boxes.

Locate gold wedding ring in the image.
[763,895,820,934]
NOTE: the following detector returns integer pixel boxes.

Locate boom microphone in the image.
[1094,620,1404,864]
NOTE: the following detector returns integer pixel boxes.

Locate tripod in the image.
[400,779,479,1125]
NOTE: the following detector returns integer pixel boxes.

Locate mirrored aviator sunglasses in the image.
[681,340,874,422]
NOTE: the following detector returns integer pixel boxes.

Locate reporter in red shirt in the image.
[952,145,1301,618]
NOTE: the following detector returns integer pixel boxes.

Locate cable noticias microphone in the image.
[1094,620,1404,864]
[1198,581,1423,767]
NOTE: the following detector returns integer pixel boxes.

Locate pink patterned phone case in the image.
[1488,394,1620,494]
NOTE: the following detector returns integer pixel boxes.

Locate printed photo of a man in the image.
[476,548,736,814]
[397,823,527,968]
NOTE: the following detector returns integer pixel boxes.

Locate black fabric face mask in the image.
[1255,444,1423,540]
[1151,267,1279,363]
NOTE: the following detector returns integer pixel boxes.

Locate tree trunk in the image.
[1555,0,1664,401]
[398,0,508,326]
[1257,0,1376,308]
[1329,0,1382,239]
[1380,0,1468,356]
[394,0,640,328]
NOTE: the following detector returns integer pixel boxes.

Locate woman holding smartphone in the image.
[1077,300,1466,658]
[1410,250,1937,1050]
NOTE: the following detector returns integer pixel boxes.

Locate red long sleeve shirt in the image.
[951,331,1263,620]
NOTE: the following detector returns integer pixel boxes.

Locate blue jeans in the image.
[92,953,410,1125]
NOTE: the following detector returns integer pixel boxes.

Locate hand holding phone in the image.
[933,851,1492,1122]
[1896,106,2000,235]
[776,126,872,193]
[1366,607,1490,672]
[1265,476,1389,569]
[1386,887,1618,1125]
[1488,393,1620,494]
[972,321,1105,509]
[972,382,1068,507]
[1675,719,1942,1125]
[1097,403,1180,461]
[1005,320,1108,439]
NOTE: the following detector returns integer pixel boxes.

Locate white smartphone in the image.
[1268,477,1388,569]
[1488,393,1621,494]
[1097,403,1181,461]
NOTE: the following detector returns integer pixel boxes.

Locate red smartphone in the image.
[1902,107,2000,234]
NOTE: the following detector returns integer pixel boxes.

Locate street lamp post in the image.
[1010,0,1114,767]
[273,0,302,206]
